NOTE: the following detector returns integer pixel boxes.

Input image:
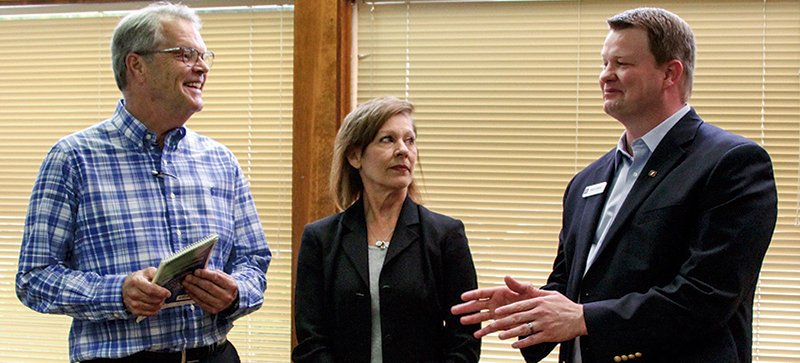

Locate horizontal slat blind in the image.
[0,14,120,363]
[357,1,800,362]
[195,7,294,363]
[0,2,293,363]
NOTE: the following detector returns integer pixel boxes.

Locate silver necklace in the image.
[375,228,394,250]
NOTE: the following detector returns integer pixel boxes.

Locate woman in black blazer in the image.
[292,96,480,363]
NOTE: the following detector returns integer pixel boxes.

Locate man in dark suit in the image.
[452,7,777,363]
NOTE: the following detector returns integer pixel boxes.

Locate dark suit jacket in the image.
[522,109,778,363]
[292,197,481,363]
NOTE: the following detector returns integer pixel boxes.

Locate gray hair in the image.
[111,1,201,91]
[608,7,696,102]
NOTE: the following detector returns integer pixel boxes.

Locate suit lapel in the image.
[338,197,421,286]
[585,110,702,276]
[383,197,420,267]
[340,199,370,287]
[567,153,616,299]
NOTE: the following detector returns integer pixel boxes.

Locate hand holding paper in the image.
[183,269,239,314]
[134,234,219,322]
[123,267,171,319]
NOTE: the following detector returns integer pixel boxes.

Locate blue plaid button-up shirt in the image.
[16,100,271,362]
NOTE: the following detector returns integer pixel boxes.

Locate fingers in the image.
[453,286,519,328]
[452,277,549,342]
[459,286,501,303]
[497,318,536,340]
[481,305,535,338]
[452,279,534,331]
[495,291,549,316]
[456,285,586,350]
[504,275,529,293]
[142,266,157,280]
[122,267,170,317]
[512,334,541,349]
[451,297,490,316]
[136,267,170,299]
[459,309,498,327]
[454,284,523,315]
[473,310,532,339]
[183,269,238,314]
[505,275,544,298]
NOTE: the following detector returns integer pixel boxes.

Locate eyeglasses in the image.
[140,47,215,69]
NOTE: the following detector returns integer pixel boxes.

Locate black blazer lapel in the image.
[340,199,370,287]
[586,109,702,276]
[383,197,420,267]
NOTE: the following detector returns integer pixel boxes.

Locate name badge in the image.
[582,182,607,198]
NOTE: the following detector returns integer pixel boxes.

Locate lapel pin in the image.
[648,170,657,178]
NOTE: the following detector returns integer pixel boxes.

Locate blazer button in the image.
[381,285,392,292]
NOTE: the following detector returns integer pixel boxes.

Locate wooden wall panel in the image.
[291,0,352,347]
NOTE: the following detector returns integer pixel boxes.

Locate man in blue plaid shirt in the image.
[15,2,271,362]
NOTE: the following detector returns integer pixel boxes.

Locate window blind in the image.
[0,2,293,362]
[356,1,800,362]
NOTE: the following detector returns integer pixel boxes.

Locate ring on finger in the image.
[526,321,535,334]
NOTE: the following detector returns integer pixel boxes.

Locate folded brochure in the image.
[136,233,219,322]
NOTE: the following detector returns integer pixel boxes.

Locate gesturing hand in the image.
[123,267,171,318]
[489,288,587,349]
[451,275,587,349]
[451,276,539,331]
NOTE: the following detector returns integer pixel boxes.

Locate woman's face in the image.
[348,112,417,195]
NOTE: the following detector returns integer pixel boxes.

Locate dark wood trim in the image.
[290,0,352,349]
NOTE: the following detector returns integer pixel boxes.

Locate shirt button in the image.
[170,193,176,199]
[176,230,182,237]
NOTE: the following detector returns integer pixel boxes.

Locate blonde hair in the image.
[608,7,696,102]
[329,96,419,211]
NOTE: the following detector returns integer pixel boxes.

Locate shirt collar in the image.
[615,104,691,159]
[111,99,155,150]
[111,99,188,151]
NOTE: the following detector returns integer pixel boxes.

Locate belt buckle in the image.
[181,351,201,363]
